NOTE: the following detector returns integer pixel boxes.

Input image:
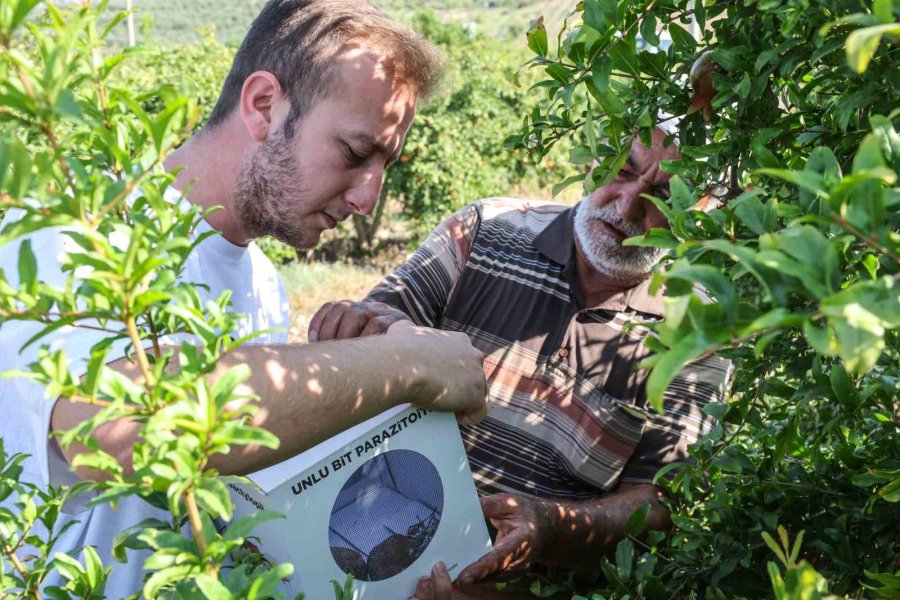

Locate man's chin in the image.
[585,250,658,281]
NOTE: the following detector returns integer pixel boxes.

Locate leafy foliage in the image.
[381,12,575,241]
[511,0,899,597]
[0,2,294,597]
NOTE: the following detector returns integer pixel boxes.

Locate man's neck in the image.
[574,240,647,308]
[163,126,249,246]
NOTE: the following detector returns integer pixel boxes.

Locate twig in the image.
[184,490,216,576]
[832,215,900,267]
[1,539,42,599]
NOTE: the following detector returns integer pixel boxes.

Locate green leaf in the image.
[53,89,83,122]
[584,0,616,29]
[773,418,799,464]
[569,145,595,165]
[9,0,42,32]
[615,538,634,581]
[732,190,775,234]
[526,17,549,57]
[667,175,695,211]
[223,510,284,542]
[625,503,652,537]
[846,23,900,73]
[195,479,232,520]
[668,23,696,54]
[640,14,659,46]
[194,574,234,600]
[757,169,826,197]
[609,42,641,78]
[829,362,858,408]
[623,227,679,249]
[17,239,37,294]
[591,56,613,93]
[738,72,751,100]
[803,319,838,356]
[831,310,885,374]
[664,263,737,308]
[751,142,779,169]
[853,132,888,172]
[643,330,723,413]
[761,531,788,565]
[552,173,587,197]
[545,63,572,84]
[879,479,900,502]
[586,79,626,117]
[800,147,842,211]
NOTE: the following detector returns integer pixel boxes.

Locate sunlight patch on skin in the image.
[306,364,319,374]
[265,358,288,392]
[306,378,323,395]
[353,389,364,410]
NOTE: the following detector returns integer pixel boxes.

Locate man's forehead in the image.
[630,134,679,169]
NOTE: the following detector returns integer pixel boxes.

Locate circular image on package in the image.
[328,449,444,582]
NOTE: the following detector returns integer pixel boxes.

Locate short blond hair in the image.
[207,0,443,137]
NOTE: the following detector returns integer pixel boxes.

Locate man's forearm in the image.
[204,337,429,474]
[537,483,670,570]
[52,327,484,479]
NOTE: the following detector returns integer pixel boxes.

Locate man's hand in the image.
[411,562,456,600]
[384,320,487,425]
[457,494,551,585]
[308,300,410,341]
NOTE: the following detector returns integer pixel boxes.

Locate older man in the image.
[310,128,733,597]
[0,1,487,596]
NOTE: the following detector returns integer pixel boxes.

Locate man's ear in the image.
[239,71,285,142]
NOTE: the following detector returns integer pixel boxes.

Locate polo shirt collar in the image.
[534,204,665,317]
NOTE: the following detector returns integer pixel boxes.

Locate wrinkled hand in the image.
[308,300,410,342]
[457,494,551,585]
[385,321,487,425]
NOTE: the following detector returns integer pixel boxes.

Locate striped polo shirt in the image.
[367,198,733,500]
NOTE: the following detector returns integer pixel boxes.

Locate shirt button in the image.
[558,348,570,358]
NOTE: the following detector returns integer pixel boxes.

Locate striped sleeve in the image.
[365,203,481,327]
[619,353,734,483]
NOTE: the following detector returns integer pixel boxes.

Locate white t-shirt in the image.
[0,188,289,597]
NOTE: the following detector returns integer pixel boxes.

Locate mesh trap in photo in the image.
[328,449,444,581]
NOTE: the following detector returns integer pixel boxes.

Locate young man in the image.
[0,1,486,596]
[309,129,733,599]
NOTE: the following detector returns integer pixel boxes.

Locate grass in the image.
[278,261,391,343]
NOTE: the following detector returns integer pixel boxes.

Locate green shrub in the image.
[383,11,576,239]
[0,2,290,596]
[512,0,899,597]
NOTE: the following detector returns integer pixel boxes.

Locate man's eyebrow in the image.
[348,133,389,156]
[347,132,402,164]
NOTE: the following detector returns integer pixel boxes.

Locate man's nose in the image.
[345,166,384,216]
[617,180,651,222]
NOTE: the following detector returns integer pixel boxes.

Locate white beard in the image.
[573,201,667,281]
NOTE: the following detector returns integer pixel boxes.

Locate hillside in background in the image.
[102,0,571,47]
